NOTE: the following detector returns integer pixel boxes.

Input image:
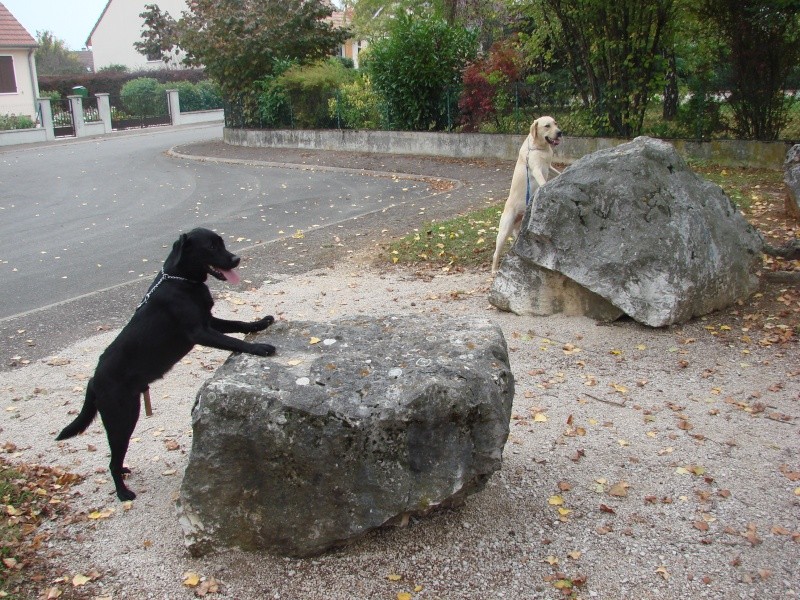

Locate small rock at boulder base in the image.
[784,144,800,218]
[489,136,764,327]
[177,315,514,557]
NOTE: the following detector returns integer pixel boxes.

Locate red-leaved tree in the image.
[458,40,524,132]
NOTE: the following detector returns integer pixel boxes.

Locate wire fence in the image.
[222,79,800,141]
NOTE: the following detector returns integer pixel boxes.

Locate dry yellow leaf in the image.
[397,594,412,600]
[543,555,559,565]
[568,550,582,560]
[548,495,564,506]
[553,580,573,590]
[533,413,548,422]
[387,574,402,582]
[72,574,91,587]
[309,337,321,345]
[182,572,201,587]
[609,481,630,497]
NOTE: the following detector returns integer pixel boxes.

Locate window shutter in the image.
[0,57,17,94]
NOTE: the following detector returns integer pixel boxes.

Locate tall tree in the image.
[136,0,349,99]
[351,0,509,49]
[134,4,181,64]
[517,0,674,137]
[34,31,85,76]
[697,0,800,140]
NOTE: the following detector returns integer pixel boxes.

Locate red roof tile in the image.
[0,2,37,48]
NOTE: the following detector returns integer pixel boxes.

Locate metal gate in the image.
[110,92,171,131]
[51,99,76,138]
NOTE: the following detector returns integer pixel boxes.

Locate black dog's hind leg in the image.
[99,392,141,501]
[210,314,274,334]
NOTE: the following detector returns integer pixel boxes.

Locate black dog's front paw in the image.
[252,343,276,357]
[250,315,275,332]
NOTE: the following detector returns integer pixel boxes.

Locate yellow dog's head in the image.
[530,116,563,149]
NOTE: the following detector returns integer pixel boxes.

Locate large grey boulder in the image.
[489,137,764,327]
[177,315,514,557]
[784,144,800,218]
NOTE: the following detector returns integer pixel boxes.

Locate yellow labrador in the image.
[491,116,563,274]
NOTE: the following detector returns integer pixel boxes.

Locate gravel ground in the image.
[2,144,798,599]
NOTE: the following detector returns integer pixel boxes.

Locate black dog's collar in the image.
[136,269,198,310]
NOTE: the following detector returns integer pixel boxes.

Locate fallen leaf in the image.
[548,495,565,506]
[609,481,630,497]
[72,574,91,587]
[387,574,402,582]
[183,572,201,587]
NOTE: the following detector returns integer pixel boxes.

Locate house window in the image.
[0,56,17,94]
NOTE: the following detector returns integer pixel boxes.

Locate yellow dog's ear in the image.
[530,119,539,142]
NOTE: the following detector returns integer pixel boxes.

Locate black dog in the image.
[56,228,275,500]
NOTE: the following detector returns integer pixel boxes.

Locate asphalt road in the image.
[0,124,436,370]
[0,124,431,321]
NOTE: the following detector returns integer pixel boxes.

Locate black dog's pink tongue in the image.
[220,268,240,285]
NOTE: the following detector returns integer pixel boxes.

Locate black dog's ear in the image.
[169,233,188,266]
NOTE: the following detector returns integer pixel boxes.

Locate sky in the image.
[3,0,110,50]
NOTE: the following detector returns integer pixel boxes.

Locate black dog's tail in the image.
[56,379,98,441]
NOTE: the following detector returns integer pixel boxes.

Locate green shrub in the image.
[195,80,223,110]
[277,59,355,128]
[0,114,35,130]
[39,90,61,100]
[328,74,386,129]
[253,60,294,127]
[120,77,168,116]
[98,64,129,74]
[367,12,477,131]
[175,79,223,112]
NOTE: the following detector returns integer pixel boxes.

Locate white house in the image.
[0,2,39,119]
[87,0,186,71]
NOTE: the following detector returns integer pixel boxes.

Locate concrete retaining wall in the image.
[0,127,47,146]
[224,127,792,169]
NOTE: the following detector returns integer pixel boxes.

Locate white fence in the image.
[0,89,223,147]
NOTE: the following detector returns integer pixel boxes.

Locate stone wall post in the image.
[166,89,181,126]
[36,97,55,141]
[67,95,86,137]
[95,93,112,134]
